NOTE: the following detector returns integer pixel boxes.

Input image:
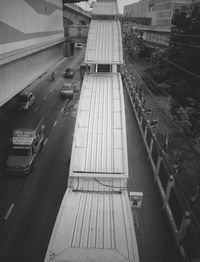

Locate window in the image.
[97,64,111,73]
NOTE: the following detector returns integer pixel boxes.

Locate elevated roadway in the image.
[0,0,89,107]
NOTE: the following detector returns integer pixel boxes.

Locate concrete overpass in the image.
[64,2,91,25]
[0,0,90,107]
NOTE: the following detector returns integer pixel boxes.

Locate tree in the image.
[165,4,200,99]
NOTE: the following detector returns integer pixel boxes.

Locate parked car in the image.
[64,67,74,78]
[60,82,74,99]
[16,92,35,111]
[74,43,83,50]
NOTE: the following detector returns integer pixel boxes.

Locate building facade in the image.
[123,0,192,27]
[123,0,191,47]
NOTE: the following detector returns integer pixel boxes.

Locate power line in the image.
[170,32,200,38]
[160,56,200,79]
[150,35,200,48]
[168,39,200,48]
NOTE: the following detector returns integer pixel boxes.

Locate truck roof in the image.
[69,73,128,181]
[44,189,139,262]
[85,20,123,64]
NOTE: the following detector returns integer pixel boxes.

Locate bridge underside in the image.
[0,43,64,107]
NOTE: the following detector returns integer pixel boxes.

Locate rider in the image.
[51,72,55,80]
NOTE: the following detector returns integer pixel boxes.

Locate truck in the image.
[6,114,45,175]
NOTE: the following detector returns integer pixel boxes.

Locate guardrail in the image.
[121,68,200,262]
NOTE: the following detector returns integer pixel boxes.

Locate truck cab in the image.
[6,114,45,175]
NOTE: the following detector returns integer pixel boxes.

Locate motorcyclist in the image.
[51,72,55,80]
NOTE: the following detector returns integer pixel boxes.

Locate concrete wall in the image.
[0,0,64,54]
[0,43,64,106]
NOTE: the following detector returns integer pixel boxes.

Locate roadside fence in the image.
[121,68,200,262]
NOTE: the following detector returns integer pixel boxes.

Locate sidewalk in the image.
[124,88,182,262]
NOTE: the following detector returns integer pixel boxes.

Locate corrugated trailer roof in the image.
[69,73,128,178]
[44,189,139,262]
[85,20,123,64]
[92,1,119,16]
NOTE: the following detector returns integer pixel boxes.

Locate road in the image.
[0,48,85,262]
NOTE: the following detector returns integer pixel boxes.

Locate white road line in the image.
[43,96,47,101]
[43,138,48,146]
[34,106,38,112]
[60,108,64,112]
[4,203,15,220]
[53,121,57,127]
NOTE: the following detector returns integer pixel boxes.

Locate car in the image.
[64,67,74,78]
[74,43,83,50]
[16,92,35,111]
[60,82,74,99]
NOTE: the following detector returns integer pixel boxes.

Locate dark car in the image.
[64,67,74,78]
[16,92,35,111]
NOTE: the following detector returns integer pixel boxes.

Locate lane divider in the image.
[4,203,15,220]
[53,121,57,127]
[34,106,38,112]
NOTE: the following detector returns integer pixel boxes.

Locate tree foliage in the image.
[164,4,200,102]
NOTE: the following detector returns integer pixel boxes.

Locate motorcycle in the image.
[51,72,55,81]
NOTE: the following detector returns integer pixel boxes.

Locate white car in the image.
[61,83,74,99]
[74,43,83,50]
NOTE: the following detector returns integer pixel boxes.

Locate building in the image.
[123,0,192,46]
[124,0,152,18]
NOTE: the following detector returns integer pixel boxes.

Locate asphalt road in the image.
[0,48,85,262]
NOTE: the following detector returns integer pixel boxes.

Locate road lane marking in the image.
[43,96,47,101]
[43,138,48,145]
[53,121,57,127]
[4,203,15,220]
[61,108,64,112]
[34,106,38,112]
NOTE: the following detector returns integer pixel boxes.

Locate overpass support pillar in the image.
[63,41,74,57]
